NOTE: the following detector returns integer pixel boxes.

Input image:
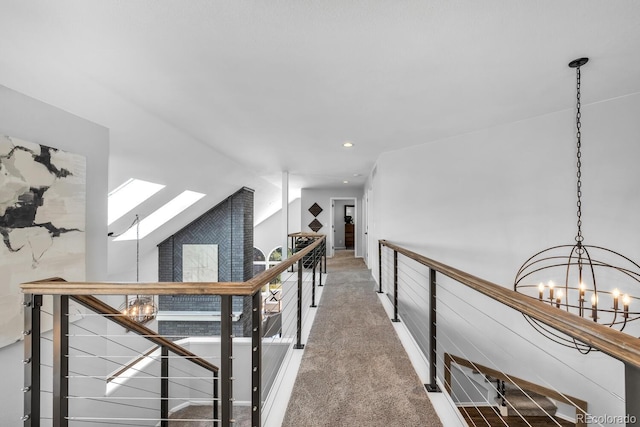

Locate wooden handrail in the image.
[380,239,640,369]
[246,235,325,292]
[72,295,218,374]
[20,235,326,296]
[288,232,324,238]
[444,353,587,427]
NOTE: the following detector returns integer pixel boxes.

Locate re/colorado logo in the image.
[576,413,637,424]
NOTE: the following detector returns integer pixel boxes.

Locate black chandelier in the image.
[514,58,640,353]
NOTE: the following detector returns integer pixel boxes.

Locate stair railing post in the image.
[294,259,305,349]
[392,250,400,322]
[23,294,42,426]
[625,363,640,427]
[251,289,262,427]
[160,346,169,427]
[53,295,69,427]
[220,295,233,427]
[377,241,383,293]
[426,268,441,392]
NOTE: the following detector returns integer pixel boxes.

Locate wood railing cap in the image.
[379,239,640,369]
[21,235,326,297]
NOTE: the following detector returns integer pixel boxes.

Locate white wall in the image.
[301,188,364,257]
[0,85,109,424]
[254,198,302,262]
[368,93,640,424]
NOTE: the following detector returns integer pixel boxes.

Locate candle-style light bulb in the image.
[548,281,555,301]
[623,294,631,318]
[556,289,563,308]
[538,283,545,300]
[591,294,598,321]
[578,283,586,317]
[613,288,620,311]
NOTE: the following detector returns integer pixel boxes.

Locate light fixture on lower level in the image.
[513,58,640,353]
[121,295,158,324]
[116,215,158,324]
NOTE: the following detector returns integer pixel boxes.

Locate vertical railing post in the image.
[53,295,69,427]
[160,346,169,427]
[426,268,441,392]
[392,250,400,322]
[289,235,295,272]
[251,290,262,427]
[220,295,233,427]
[318,242,323,287]
[310,260,317,308]
[625,363,640,427]
[377,241,383,293]
[323,239,327,273]
[294,259,305,349]
[23,294,42,426]
[213,371,219,427]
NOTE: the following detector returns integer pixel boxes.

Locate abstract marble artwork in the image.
[182,244,219,282]
[0,135,86,348]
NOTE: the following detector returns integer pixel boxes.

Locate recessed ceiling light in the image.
[343,141,354,148]
[353,173,362,177]
[108,178,165,225]
[114,190,205,241]
[343,180,349,184]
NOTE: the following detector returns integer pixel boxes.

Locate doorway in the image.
[329,197,357,258]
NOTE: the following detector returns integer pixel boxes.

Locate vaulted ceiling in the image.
[1,1,639,276]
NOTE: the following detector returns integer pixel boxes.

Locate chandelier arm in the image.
[619,317,628,333]
[587,245,640,270]
[525,315,593,352]
[574,338,593,355]
[588,262,640,286]
[516,259,589,285]
[514,245,576,279]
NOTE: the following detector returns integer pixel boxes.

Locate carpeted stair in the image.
[500,382,557,417]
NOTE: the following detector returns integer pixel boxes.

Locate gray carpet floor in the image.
[281,250,442,427]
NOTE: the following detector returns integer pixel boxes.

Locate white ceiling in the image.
[1,1,640,275]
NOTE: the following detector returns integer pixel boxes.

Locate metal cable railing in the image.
[20,234,326,427]
[379,239,640,427]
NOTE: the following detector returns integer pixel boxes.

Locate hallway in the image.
[281,250,442,426]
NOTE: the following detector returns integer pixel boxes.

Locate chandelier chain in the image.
[575,65,583,247]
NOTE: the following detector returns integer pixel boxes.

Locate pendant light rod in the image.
[569,57,588,249]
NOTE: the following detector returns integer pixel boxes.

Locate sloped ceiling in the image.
[1,1,639,276]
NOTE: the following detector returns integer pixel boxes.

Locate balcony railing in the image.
[20,234,326,427]
[378,239,640,426]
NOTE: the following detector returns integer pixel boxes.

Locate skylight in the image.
[108,179,165,225]
[114,191,206,241]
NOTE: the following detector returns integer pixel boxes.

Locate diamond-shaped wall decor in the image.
[309,219,323,232]
[308,203,323,217]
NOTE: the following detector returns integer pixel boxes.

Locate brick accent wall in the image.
[158,187,254,337]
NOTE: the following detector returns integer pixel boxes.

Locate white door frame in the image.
[329,197,357,258]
